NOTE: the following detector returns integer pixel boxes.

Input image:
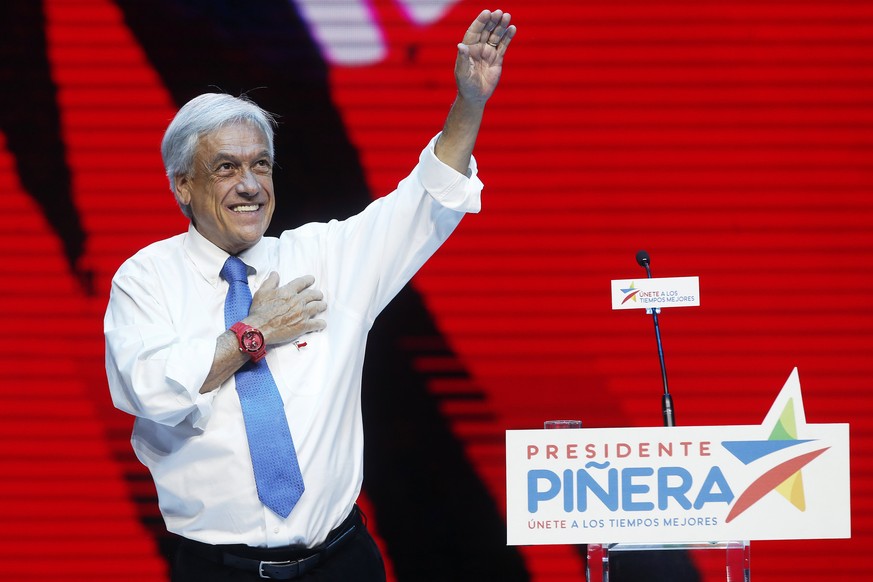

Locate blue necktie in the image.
[221,256,305,517]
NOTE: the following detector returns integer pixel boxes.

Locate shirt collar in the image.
[182,223,271,285]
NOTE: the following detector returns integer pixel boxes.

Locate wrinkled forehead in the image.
[195,122,272,162]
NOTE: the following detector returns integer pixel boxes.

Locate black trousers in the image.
[172,509,386,582]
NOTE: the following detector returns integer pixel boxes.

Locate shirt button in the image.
[273,527,280,534]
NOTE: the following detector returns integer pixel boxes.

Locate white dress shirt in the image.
[104,135,482,547]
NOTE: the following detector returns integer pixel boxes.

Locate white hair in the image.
[160,93,277,218]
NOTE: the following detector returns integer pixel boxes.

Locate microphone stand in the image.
[637,251,675,427]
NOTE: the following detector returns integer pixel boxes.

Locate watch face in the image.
[241,330,264,352]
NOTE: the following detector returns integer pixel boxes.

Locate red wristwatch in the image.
[230,322,266,363]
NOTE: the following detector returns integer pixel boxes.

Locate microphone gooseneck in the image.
[636,250,675,427]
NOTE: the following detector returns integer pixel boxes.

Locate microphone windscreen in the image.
[636,249,650,267]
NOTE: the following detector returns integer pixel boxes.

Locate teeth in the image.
[232,205,259,212]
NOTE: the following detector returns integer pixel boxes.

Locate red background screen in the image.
[1,1,870,580]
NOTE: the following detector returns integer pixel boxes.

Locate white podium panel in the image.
[506,370,850,553]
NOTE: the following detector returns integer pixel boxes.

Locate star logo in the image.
[720,371,830,523]
[620,282,640,304]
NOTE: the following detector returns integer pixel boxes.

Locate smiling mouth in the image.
[229,204,260,213]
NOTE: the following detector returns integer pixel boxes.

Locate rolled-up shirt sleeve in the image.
[105,266,216,429]
[418,132,483,213]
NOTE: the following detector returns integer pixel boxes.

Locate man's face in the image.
[176,122,275,255]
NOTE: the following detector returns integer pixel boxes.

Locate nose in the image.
[236,169,260,197]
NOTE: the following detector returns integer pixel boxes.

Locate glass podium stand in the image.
[540,421,752,581]
[586,541,750,582]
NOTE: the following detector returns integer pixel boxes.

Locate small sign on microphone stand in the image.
[610,276,700,311]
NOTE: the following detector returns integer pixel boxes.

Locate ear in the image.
[174,174,192,206]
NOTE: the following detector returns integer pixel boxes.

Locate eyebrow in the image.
[208,149,273,168]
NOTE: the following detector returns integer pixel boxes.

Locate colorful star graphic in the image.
[620,282,640,304]
[721,396,830,523]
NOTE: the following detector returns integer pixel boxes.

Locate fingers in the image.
[462,9,516,57]
[287,291,326,339]
[482,11,507,44]
[249,273,327,345]
[277,277,326,331]
[486,13,515,52]
[278,278,325,320]
[256,274,323,307]
[301,294,327,317]
[260,271,280,291]
[465,9,508,40]
[287,274,316,294]
[296,300,327,334]
[463,9,500,44]
[465,9,492,37]
[304,313,327,334]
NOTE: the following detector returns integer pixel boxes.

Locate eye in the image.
[254,159,273,172]
[212,161,238,177]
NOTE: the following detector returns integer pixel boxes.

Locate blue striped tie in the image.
[221,256,304,517]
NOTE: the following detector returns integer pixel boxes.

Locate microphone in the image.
[636,250,675,427]
[635,249,650,269]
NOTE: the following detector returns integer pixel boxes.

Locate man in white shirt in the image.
[104,9,516,581]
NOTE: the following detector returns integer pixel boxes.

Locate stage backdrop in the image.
[1,0,870,580]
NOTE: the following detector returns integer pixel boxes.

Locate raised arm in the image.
[434,9,517,174]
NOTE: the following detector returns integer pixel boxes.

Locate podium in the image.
[586,541,750,582]
[504,370,850,582]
